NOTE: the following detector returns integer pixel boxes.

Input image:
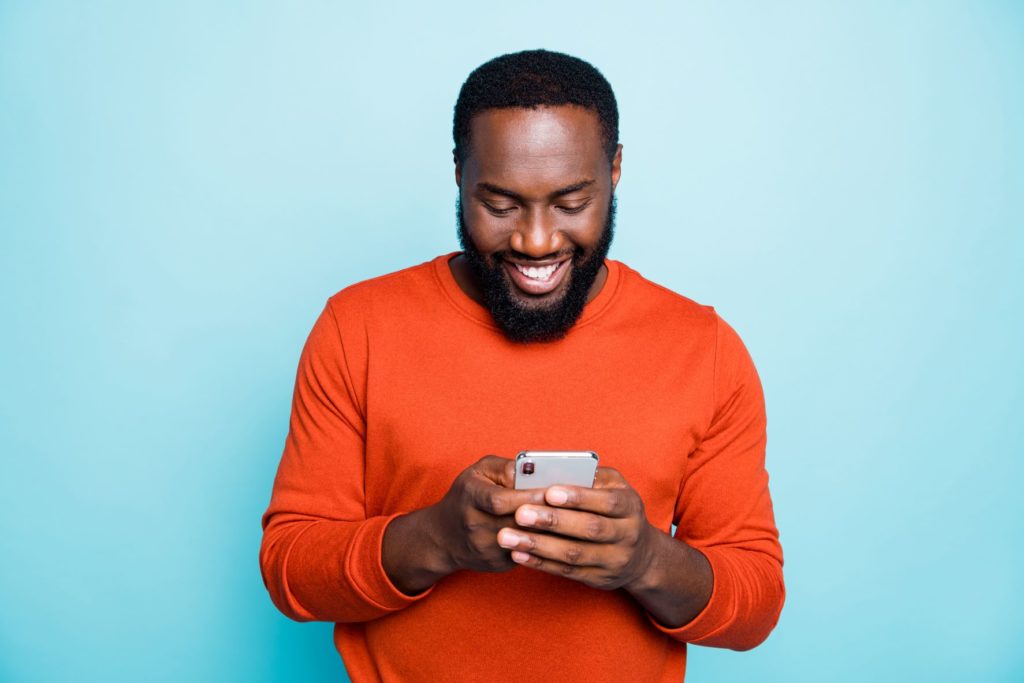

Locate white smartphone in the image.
[513,451,599,490]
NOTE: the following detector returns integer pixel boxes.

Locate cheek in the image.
[565,213,607,249]
[465,211,514,251]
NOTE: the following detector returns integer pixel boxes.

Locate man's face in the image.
[455,105,622,343]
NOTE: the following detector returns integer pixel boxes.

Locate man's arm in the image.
[260,302,428,623]
[261,302,546,619]
[496,313,784,649]
[656,313,784,648]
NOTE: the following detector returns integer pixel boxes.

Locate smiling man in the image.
[261,50,784,682]
[451,103,617,343]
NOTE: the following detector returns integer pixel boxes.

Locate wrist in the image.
[624,523,666,594]
[382,506,456,595]
[622,530,714,629]
[420,503,458,576]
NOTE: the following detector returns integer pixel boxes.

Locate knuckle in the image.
[540,510,557,530]
[584,517,606,541]
[481,490,503,514]
[467,529,489,550]
[604,494,623,516]
[560,562,577,576]
[614,492,638,517]
[563,544,583,565]
[460,515,481,534]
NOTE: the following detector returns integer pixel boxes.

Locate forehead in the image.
[464,106,607,186]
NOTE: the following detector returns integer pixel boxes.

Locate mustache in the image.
[495,248,581,264]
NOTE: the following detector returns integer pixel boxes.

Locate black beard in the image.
[456,195,616,343]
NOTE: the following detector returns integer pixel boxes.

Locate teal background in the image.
[1,1,1022,681]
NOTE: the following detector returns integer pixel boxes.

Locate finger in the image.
[513,505,620,542]
[496,527,602,567]
[593,467,628,488]
[484,514,520,533]
[469,480,546,516]
[472,515,521,553]
[507,550,619,590]
[471,455,516,488]
[542,484,636,518]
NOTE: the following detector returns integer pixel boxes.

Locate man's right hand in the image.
[382,455,546,595]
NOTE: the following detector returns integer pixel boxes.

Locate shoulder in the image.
[612,260,719,330]
[611,260,756,366]
[299,256,449,354]
[326,257,441,316]
[302,257,446,378]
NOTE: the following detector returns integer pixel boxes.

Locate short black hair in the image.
[453,49,619,164]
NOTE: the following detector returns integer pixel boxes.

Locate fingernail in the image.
[547,488,568,505]
[511,551,530,563]
[518,508,538,525]
[498,529,522,548]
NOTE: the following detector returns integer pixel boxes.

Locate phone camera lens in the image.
[522,461,535,475]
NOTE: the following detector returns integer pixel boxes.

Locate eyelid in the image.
[482,200,516,215]
[557,200,592,214]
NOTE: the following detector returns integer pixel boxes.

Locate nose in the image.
[509,207,565,259]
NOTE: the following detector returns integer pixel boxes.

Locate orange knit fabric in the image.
[260,253,784,682]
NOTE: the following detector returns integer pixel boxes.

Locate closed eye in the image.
[483,201,516,216]
[557,201,591,215]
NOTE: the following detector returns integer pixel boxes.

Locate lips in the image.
[503,258,571,296]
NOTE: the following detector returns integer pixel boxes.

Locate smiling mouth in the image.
[503,258,571,296]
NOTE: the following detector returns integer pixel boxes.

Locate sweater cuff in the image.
[647,546,734,642]
[346,513,435,611]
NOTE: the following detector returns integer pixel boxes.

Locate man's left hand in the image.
[496,467,657,591]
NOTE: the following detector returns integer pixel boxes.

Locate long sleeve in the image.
[651,313,785,649]
[259,300,431,623]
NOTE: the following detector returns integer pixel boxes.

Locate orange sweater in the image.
[260,254,784,682]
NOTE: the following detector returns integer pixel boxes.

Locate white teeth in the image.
[515,263,559,281]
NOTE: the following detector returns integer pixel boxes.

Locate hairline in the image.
[455,103,617,166]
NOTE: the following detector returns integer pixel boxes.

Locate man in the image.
[261,49,784,682]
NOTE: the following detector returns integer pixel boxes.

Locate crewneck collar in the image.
[431,251,622,334]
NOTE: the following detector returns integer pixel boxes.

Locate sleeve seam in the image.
[325,300,368,426]
[711,312,721,418]
[325,301,370,519]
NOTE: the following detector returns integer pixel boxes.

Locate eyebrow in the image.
[476,179,595,202]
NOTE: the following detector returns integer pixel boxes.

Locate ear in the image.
[610,144,623,192]
[453,149,462,187]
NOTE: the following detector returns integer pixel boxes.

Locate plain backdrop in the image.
[1,2,1022,681]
